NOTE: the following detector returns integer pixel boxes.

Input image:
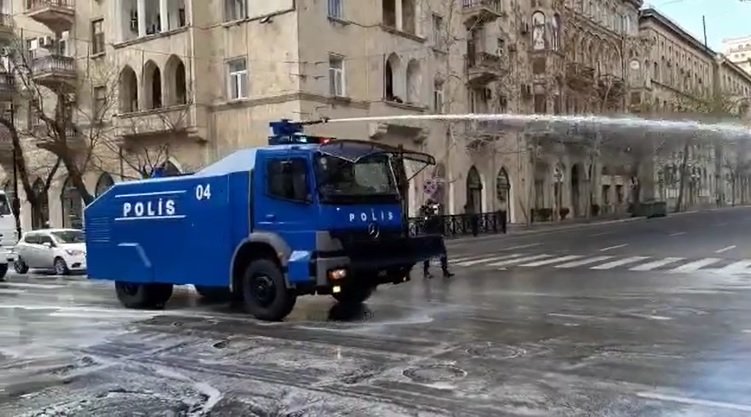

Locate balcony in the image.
[0,13,14,38]
[29,124,85,149]
[30,55,77,90]
[24,0,75,33]
[462,0,504,26]
[0,72,15,100]
[466,52,503,85]
[565,62,595,90]
[114,104,208,143]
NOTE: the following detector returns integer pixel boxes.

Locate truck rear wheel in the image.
[332,284,375,305]
[194,285,232,303]
[241,259,296,321]
[115,282,173,309]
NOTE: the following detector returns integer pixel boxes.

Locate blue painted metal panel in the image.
[85,169,247,286]
[317,204,403,231]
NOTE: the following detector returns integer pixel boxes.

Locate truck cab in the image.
[85,119,445,321]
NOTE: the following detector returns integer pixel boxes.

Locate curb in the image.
[444,204,751,245]
[445,216,641,245]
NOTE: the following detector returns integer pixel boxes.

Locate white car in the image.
[14,229,86,275]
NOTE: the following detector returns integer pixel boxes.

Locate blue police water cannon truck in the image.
[84,119,446,321]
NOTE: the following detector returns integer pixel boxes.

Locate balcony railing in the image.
[25,0,74,12]
[0,72,15,94]
[467,51,502,69]
[462,0,502,13]
[31,54,76,76]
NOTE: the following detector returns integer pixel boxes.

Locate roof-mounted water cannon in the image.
[268,117,332,146]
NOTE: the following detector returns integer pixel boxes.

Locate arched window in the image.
[119,66,138,113]
[406,59,421,104]
[466,166,483,213]
[385,53,402,101]
[165,55,187,106]
[551,14,561,51]
[532,12,546,50]
[95,173,115,197]
[143,60,162,109]
[496,168,510,210]
[32,178,48,230]
[60,177,83,229]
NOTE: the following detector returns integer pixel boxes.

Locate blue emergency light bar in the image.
[268,118,332,146]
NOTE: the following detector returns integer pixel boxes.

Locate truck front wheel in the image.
[241,259,296,321]
[115,282,173,309]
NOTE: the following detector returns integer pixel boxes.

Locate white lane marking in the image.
[518,255,582,267]
[504,243,542,250]
[719,260,751,272]
[0,282,63,289]
[555,256,613,268]
[456,253,523,267]
[589,231,612,237]
[0,289,25,295]
[715,245,736,254]
[600,244,628,252]
[490,254,553,267]
[629,257,684,271]
[448,255,487,263]
[669,232,686,236]
[591,256,649,270]
[636,392,751,412]
[668,258,722,273]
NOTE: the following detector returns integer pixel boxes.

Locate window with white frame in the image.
[328,0,342,19]
[225,0,247,22]
[433,80,443,113]
[227,58,248,100]
[329,54,345,97]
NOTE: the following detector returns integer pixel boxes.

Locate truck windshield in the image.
[314,153,400,204]
[0,194,11,216]
[51,230,85,243]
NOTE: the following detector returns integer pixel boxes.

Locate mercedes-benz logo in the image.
[367,222,380,239]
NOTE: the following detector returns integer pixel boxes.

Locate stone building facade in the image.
[0,1,748,232]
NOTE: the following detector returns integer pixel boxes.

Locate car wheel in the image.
[115,282,174,309]
[14,258,28,274]
[53,257,69,276]
[241,258,296,321]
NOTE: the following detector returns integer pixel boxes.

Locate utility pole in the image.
[10,100,19,238]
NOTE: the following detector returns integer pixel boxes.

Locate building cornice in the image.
[639,8,715,60]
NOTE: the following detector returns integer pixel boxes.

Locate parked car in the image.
[14,229,86,275]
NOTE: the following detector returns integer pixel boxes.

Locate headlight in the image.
[65,249,84,256]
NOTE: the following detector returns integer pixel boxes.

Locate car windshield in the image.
[51,230,85,243]
[0,194,11,216]
[314,153,399,203]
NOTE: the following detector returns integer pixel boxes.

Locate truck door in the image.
[253,154,317,247]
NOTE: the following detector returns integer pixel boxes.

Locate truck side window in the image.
[267,158,310,202]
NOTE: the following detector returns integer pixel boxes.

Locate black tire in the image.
[332,284,375,305]
[53,257,69,276]
[115,281,174,309]
[194,285,232,302]
[14,258,28,274]
[0,263,7,280]
[241,258,296,321]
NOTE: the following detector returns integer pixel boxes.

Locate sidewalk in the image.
[445,204,751,245]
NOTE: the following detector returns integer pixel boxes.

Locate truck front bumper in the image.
[313,234,445,287]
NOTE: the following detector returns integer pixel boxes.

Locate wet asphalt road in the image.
[3,208,751,416]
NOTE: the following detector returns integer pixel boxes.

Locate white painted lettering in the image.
[360,213,367,222]
[349,213,355,222]
[388,211,394,220]
[134,202,145,216]
[157,198,163,215]
[370,209,376,221]
[123,202,132,217]
[147,201,156,216]
[165,200,175,215]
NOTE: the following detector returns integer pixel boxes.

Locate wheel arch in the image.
[229,232,291,291]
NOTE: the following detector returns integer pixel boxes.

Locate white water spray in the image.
[323,113,751,138]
